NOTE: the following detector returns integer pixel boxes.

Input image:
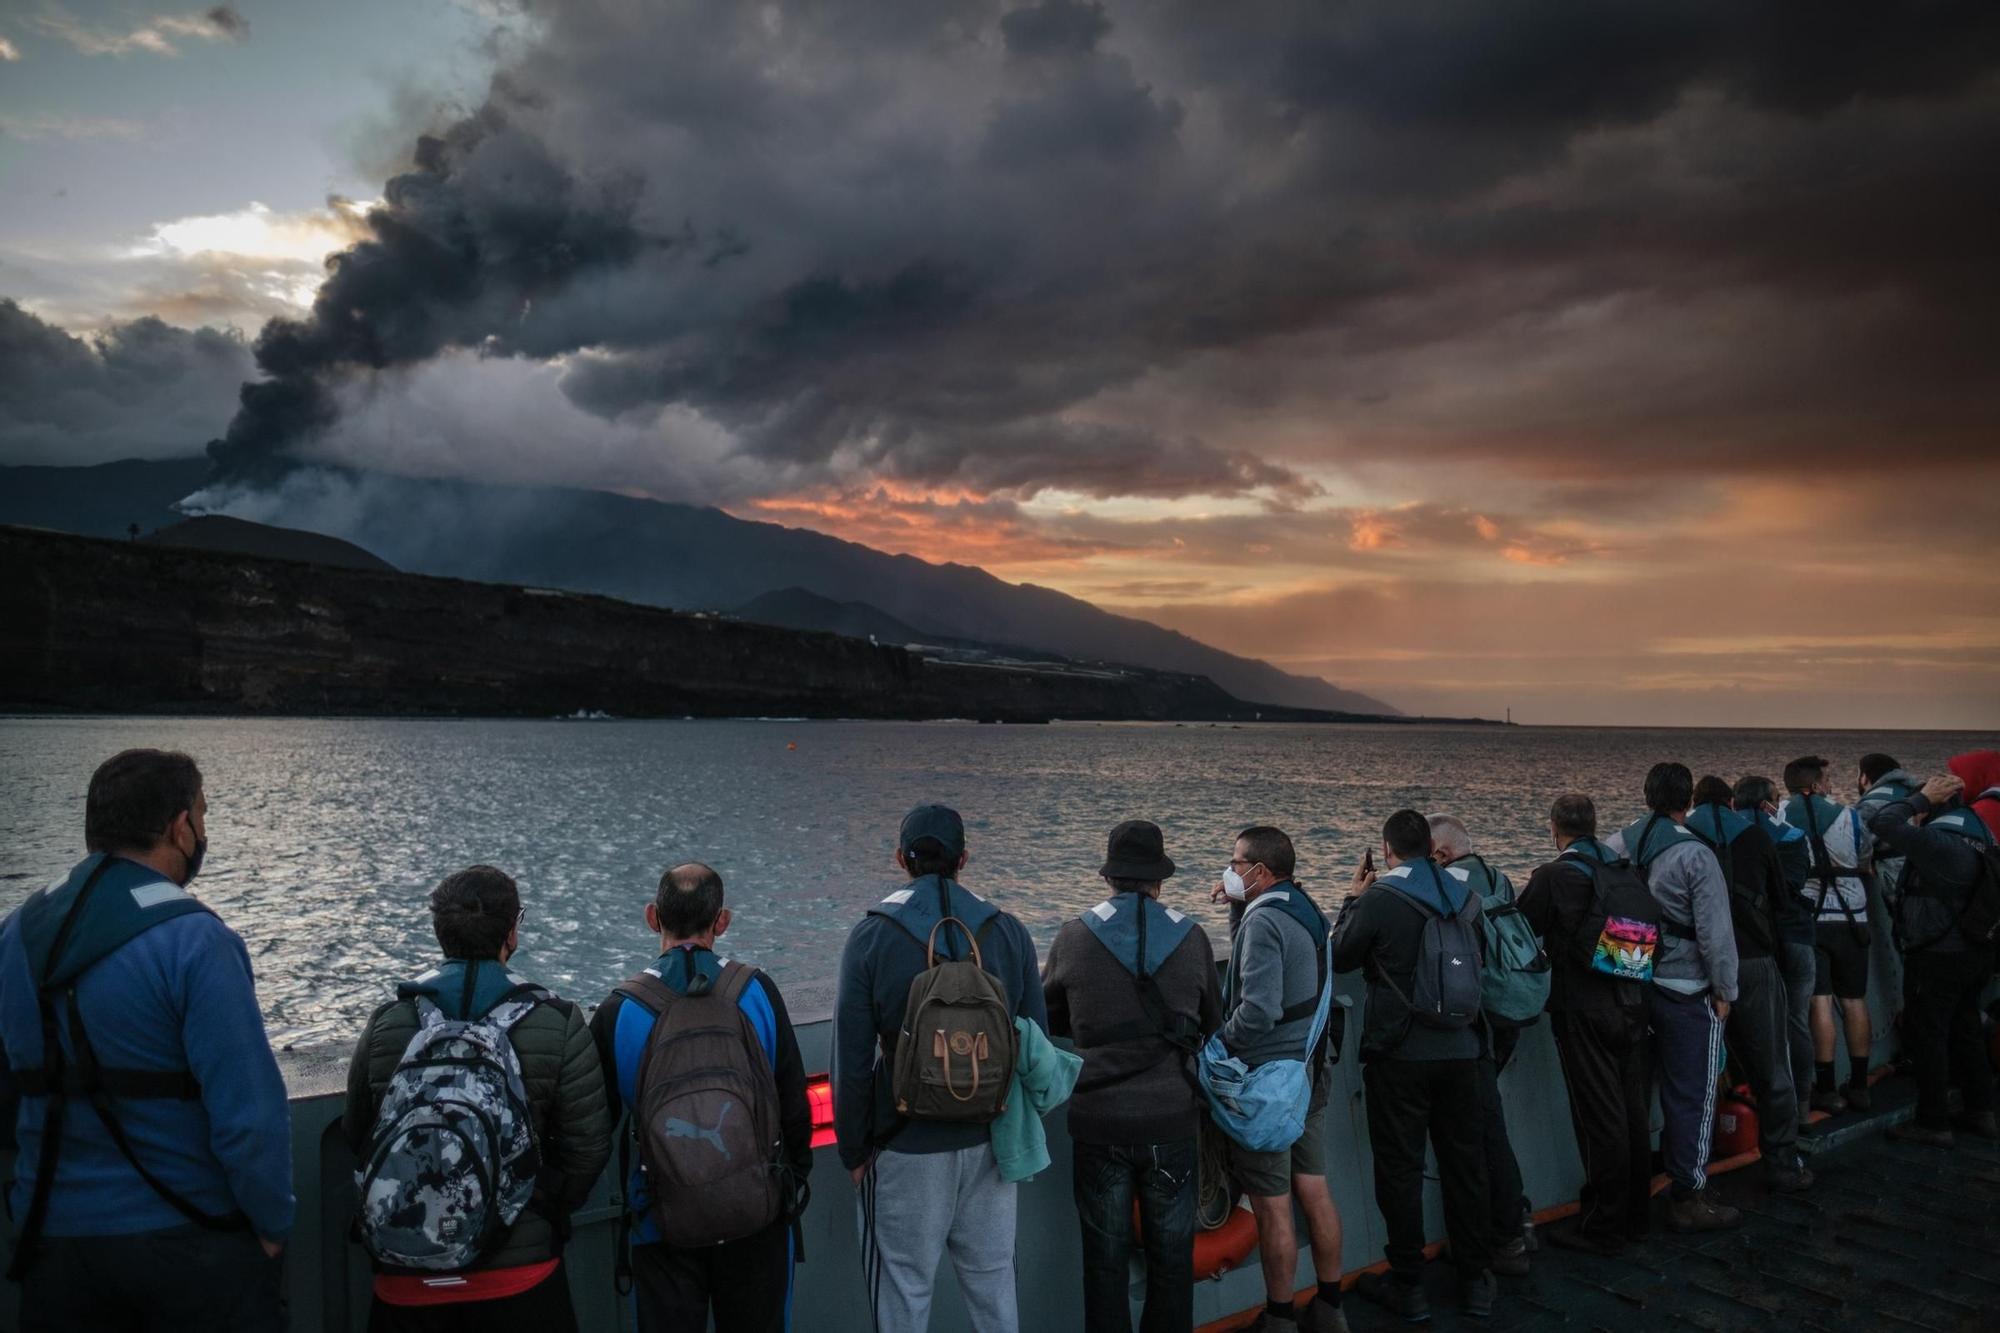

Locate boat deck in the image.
[1316,1080,2000,1332]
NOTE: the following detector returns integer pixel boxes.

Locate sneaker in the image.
[1843,1082,1873,1112]
[1299,1296,1351,1333]
[1766,1164,1816,1193]
[1547,1223,1626,1257]
[1887,1121,1955,1149]
[1490,1234,1530,1277]
[1666,1190,1742,1233]
[1247,1309,1299,1331]
[1809,1088,1848,1114]
[1951,1110,2000,1141]
[1355,1272,1432,1324]
[1462,1270,1497,1319]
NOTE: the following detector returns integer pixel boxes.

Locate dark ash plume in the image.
[208,108,650,479]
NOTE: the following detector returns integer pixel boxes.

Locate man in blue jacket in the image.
[832,804,1047,1333]
[0,748,293,1331]
[591,862,812,1332]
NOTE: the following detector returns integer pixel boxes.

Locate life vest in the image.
[1617,812,1703,871]
[868,874,1002,958]
[1684,803,1773,950]
[1785,794,1867,926]
[1081,891,1195,979]
[5,854,242,1280]
[1078,892,1203,1083]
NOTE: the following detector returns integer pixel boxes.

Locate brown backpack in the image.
[891,917,1017,1122]
[617,962,784,1248]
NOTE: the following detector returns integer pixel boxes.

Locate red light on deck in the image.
[807,1074,836,1149]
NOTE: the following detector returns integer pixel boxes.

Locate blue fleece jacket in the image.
[0,856,294,1240]
[831,877,1047,1170]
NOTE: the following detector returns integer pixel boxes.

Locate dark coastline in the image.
[2,526,1499,726]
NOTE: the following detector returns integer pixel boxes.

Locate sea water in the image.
[0,717,1986,1045]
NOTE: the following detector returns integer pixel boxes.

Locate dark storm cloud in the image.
[208,0,2000,501]
[203,6,250,41]
[0,299,253,464]
[1000,0,1110,58]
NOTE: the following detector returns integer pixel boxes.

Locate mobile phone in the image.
[1361,848,1375,875]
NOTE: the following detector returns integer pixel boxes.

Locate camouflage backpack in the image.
[356,988,546,1270]
[617,961,786,1249]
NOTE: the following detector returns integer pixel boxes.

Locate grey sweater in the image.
[1220,886,1323,1068]
[1609,831,1739,1001]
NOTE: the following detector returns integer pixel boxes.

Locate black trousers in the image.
[632,1220,794,1333]
[1549,1006,1653,1244]
[19,1225,284,1333]
[367,1264,578,1333]
[1478,1032,1526,1241]
[1362,1057,1490,1281]
[1072,1137,1198,1333]
[1903,948,1996,1129]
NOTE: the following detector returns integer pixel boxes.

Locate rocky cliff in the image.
[2,526,1413,723]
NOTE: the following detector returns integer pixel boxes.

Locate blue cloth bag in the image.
[1198,934,1336,1153]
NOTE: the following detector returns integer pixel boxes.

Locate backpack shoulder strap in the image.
[615,970,679,1015]
[715,959,756,1005]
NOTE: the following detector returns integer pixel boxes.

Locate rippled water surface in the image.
[1,718,1987,1045]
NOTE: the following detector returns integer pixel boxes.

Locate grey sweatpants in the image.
[1728,956,1800,1165]
[858,1143,1019,1333]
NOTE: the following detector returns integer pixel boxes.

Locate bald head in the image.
[1427,813,1473,863]
[653,860,726,941]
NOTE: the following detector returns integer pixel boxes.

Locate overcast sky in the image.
[3,0,1997,728]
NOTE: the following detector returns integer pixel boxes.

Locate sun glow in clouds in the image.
[130,199,373,268]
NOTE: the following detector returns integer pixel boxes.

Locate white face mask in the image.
[1222,866,1248,901]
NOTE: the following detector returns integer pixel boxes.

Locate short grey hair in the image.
[1426,813,1473,858]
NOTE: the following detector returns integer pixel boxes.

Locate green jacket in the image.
[341,959,613,1271]
[991,1016,1081,1183]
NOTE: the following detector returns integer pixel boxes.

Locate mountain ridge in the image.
[0,458,1399,715]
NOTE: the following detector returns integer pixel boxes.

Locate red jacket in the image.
[1947,750,2000,834]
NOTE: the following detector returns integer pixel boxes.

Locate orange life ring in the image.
[1131,1199,1261,1280]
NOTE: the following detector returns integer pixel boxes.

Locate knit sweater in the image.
[1043,906,1221,1145]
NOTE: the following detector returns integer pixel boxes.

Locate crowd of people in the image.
[0,745,1995,1333]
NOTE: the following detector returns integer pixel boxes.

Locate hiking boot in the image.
[1843,1082,1873,1112]
[1809,1088,1848,1114]
[1547,1223,1625,1256]
[1766,1163,1816,1193]
[1951,1110,2000,1141]
[1888,1121,1956,1149]
[1299,1295,1351,1333]
[1356,1272,1432,1324]
[1490,1233,1530,1277]
[1666,1190,1742,1233]
[1462,1269,1497,1319]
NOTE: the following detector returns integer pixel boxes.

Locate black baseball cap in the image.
[899,803,965,858]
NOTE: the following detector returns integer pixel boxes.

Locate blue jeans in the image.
[1072,1137,1197,1333]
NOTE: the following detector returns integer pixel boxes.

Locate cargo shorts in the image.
[1227,1066,1333,1198]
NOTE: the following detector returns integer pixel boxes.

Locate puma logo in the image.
[663,1101,734,1159]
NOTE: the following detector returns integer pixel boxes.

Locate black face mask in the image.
[183,832,207,884]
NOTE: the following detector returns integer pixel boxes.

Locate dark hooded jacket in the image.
[342,958,613,1271]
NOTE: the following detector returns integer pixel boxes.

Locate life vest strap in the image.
[10,1066,200,1099]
